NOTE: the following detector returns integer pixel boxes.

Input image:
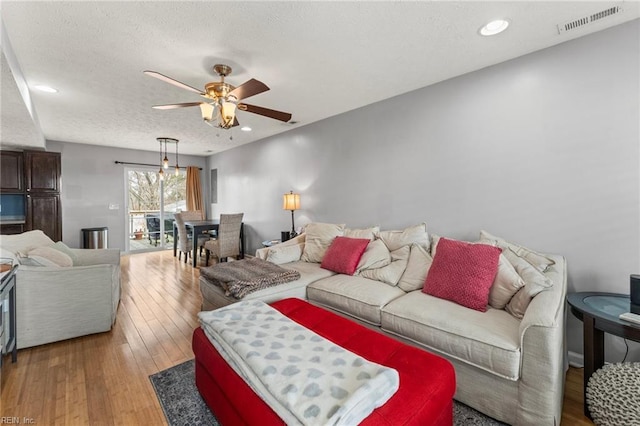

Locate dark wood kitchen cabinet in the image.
[26,193,61,241]
[0,151,24,193]
[0,150,62,241]
[25,151,61,193]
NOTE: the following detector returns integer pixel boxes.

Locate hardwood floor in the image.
[1,250,593,425]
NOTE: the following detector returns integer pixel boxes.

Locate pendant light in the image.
[174,139,180,176]
[162,139,169,169]
[158,139,165,181]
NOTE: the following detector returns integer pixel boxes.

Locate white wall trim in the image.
[568,350,584,368]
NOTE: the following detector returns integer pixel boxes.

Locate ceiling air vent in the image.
[557,5,623,34]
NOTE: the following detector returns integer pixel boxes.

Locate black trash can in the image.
[81,227,108,249]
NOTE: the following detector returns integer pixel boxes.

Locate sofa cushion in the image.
[359,245,410,286]
[320,237,370,275]
[382,291,522,380]
[479,230,555,273]
[266,243,304,265]
[378,223,430,252]
[307,274,406,326]
[398,244,433,292]
[423,238,501,312]
[300,223,345,263]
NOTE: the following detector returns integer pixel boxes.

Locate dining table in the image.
[173,219,245,267]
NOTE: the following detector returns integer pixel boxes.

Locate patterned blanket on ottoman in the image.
[192,298,457,426]
[200,258,300,299]
[199,300,399,425]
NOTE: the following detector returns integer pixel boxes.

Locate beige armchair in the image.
[204,213,244,265]
[0,230,121,349]
[174,211,210,263]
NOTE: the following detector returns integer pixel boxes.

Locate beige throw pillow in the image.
[397,244,433,292]
[488,253,525,309]
[479,230,555,272]
[356,239,391,272]
[266,243,304,265]
[503,249,553,318]
[300,223,345,263]
[360,245,410,286]
[344,226,379,241]
[378,223,430,252]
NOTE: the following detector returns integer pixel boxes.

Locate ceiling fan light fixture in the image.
[480,19,509,36]
[200,103,215,121]
[220,100,237,128]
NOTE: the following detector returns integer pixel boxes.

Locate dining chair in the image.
[204,213,244,266]
[174,211,209,263]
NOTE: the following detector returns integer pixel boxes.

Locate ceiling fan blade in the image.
[238,103,292,122]
[143,71,204,95]
[152,102,204,110]
[228,79,269,101]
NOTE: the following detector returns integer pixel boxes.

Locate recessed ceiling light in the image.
[33,84,58,93]
[480,19,509,36]
[240,126,252,132]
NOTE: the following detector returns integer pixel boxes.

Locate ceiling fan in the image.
[144,64,292,129]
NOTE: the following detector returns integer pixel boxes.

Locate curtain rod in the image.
[114,161,202,170]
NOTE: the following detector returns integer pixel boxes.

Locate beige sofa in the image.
[0,230,121,349]
[237,224,566,426]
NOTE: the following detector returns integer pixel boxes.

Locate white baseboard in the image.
[568,351,584,368]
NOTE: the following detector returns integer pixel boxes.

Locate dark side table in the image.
[567,292,640,418]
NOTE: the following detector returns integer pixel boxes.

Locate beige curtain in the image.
[186,166,204,213]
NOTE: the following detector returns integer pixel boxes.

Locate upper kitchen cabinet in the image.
[25,151,61,193]
[0,151,24,193]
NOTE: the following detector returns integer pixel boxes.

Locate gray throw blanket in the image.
[200,258,301,299]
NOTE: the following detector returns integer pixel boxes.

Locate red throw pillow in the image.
[320,236,371,275]
[422,237,501,312]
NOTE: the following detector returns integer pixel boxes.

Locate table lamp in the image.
[283,191,301,237]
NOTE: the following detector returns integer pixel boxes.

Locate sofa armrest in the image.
[71,248,121,266]
[255,233,306,259]
[517,255,567,425]
[16,263,120,349]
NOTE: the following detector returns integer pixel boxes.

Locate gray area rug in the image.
[150,359,507,426]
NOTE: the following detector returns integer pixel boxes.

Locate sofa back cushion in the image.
[1,230,55,254]
[356,239,391,273]
[266,243,304,265]
[18,246,73,267]
[359,245,410,286]
[320,237,370,275]
[398,244,433,292]
[301,223,345,263]
[378,223,430,252]
[423,238,501,312]
[344,226,379,241]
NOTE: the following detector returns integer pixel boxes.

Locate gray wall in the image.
[207,20,640,361]
[47,141,207,251]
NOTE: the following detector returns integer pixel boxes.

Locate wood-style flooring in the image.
[1,250,592,425]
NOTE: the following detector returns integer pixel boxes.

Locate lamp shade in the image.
[283,192,300,211]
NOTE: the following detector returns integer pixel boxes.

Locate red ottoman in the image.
[192,298,456,425]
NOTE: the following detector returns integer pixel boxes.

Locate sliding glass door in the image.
[126,167,187,252]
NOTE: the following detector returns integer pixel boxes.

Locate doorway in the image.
[126,167,187,252]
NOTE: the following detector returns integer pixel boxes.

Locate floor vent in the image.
[557,5,623,34]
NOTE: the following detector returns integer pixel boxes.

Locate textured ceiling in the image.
[1,1,638,156]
